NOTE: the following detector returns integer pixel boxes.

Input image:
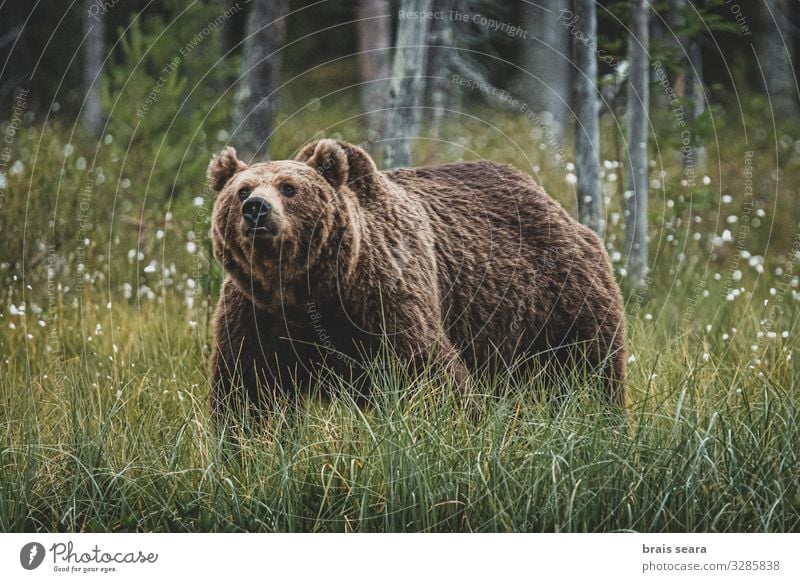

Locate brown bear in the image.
[208,139,625,427]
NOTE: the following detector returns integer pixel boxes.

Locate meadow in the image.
[1,95,799,532]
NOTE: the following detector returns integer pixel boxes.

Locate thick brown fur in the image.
[208,139,626,427]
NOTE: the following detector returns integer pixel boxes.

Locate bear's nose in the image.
[241,197,272,226]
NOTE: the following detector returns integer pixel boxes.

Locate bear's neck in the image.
[308,203,364,298]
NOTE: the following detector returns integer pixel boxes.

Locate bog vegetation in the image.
[1,1,799,532]
[2,95,799,531]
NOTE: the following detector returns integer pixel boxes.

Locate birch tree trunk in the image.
[232,0,289,161]
[573,0,604,237]
[384,0,432,169]
[357,0,393,141]
[82,0,104,137]
[755,0,799,119]
[624,0,650,285]
[522,0,571,142]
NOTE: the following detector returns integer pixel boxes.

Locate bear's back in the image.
[383,160,616,365]
[384,161,573,238]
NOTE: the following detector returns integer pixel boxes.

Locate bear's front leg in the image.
[388,328,477,418]
[211,284,261,438]
[210,280,291,437]
[376,300,472,395]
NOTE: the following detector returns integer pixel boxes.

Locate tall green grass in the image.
[1,285,798,532]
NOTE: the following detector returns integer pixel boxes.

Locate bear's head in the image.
[208,139,378,306]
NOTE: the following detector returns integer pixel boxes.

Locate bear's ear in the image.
[208,147,248,191]
[296,139,349,189]
[297,139,379,192]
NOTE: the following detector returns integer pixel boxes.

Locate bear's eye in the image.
[279,183,296,198]
[237,187,251,201]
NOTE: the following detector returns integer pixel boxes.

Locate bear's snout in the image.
[241,197,277,236]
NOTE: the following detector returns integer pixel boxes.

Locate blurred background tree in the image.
[519,0,571,143]
[573,0,605,238]
[384,0,432,169]
[81,0,105,137]
[231,0,289,161]
[624,0,651,285]
[356,0,393,142]
[754,0,799,119]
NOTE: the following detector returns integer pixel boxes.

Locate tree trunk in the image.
[232,0,289,161]
[383,0,432,169]
[573,0,604,237]
[357,0,393,143]
[755,0,799,119]
[214,0,247,93]
[684,38,706,173]
[667,0,688,97]
[82,0,104,137]
[649,8,669,110]
[624,0,650,286]
[668,0,706,173]
[521,0,571,143]
[426,0,456,139]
